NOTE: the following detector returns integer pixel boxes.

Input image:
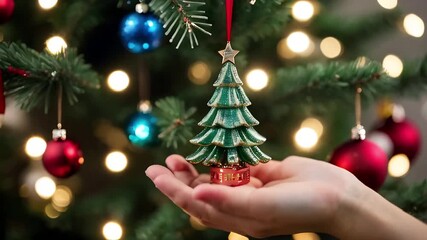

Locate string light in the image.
[277,38,296,59]
[301,118,324,136]
[293,232,320,240]
[52,185,73,208]
[377,0,398,10]
[286,31,311,53]
[35,176,56,199]
[403,14,425,38]
[107,70,130,92]
[382,54,403,78]
[102,221,123,240]
[25,136,47,159]
[188,61,211,85]
[292,1,315,22]
[294,127,319,150]
[45,203,61,219]
[105,151,128,173]
[38,0,58,10]
[320,37,342,59]
[388,154,410,177]
[45,36,67,54]
[228,232,249,240]
[245,68,269,91]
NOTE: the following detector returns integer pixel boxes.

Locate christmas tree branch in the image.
[0,42,100,112]
[149,0,212,49]
[153,97,196,149]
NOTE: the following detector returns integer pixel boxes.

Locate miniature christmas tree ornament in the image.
[186,0,270,186]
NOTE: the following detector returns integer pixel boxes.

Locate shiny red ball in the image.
[42,139,84,178]
[330,139,388,191]
[376,117,421,162]
[0,0,14,24]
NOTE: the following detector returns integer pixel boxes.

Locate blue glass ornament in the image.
[120,13,163,53]
[126,111,159,147]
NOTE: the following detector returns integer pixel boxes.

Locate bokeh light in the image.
[286,31,311,53]
[403,14,424,38]
[228,232,249,240]
[294,127,319,150]
[320,37,342,58]
[35,176,56,199]
[52,185,73,208]
[38,0,58,10]
[277,38,297,59]
[45,203,61,219]
[382,54,403,78]
[293,232,320,240]
[388,154,410,177]
[105,151,128,173]
[245,68,269,91]
[25,136,47,159]
[107,70,130,92]
[189,216,207,230]
[102,221,123,240]
[292,1,315,22]
[188,61,211,85]
[377,0,398,10]
[301,118,324,136]
[45,36,67,54]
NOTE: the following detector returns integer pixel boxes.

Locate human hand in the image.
[145,154,365,238]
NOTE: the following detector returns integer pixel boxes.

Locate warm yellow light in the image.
[377,0,398,9]
[388,154,410,177]
[403,14,425,38]
[102,221,123,240]
[293,232,320,240]
[287,31,311,53]
[105,151,128,173]
[245,69,269,91]
[382,54,403,78]
[228,232,249,240]
[294,127,319,150]
[38,0,58,10]
[107,70,130,92]
[52,185,72,208]
[35,176,56,199]
[189,216,208,230]
[277,38,296,59]
[188,61,211,85]
[45,36,67,54]
[292,1,315,22]
[25,136,47,159]
[301,118,324,136]
[45,204,61,219]
[320,37,342,58]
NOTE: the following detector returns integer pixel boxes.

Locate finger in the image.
[190,174,210,188]
[165,154,199,185]
[249,160,287,183]
[145,165,174,182]
[193,184,257,218]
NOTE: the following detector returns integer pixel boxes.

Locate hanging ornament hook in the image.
[352,86,366,140]
[53,81,66,140]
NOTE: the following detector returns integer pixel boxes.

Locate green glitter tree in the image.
[186,43,271,170]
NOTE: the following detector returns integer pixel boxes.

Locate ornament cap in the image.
[52,128,67,140]
[138,100,152,113]
[351,124,366,140]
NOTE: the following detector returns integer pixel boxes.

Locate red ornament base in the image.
[210,165,250,186]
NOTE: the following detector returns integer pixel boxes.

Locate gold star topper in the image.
[218,42,239,64]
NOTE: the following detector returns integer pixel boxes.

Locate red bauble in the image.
[376,117,421,162]
[330,139,388,191]
[0,0,14,24]
[42,139,84,178]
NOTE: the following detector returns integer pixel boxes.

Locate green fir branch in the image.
[273,58,394,103]
[150,0,212,49]
[153,97,197,149]
[0,42,100,112]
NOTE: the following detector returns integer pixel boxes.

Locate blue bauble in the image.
[120,13,163,53]
[126,111,159,147]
